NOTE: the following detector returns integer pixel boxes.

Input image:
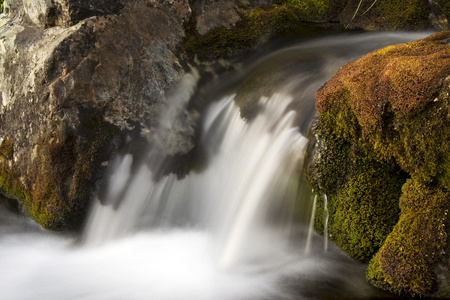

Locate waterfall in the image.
[0,31,432,300]
[84,91,308,269]
[305,192,317,253]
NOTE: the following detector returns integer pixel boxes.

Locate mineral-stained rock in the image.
[308,31,450,297]
[0,0,194,230]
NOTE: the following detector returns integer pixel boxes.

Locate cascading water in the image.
[84,91,307,271]
[0,31,431,300]
[323,194,329,252]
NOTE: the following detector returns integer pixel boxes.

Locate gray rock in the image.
[0,0,194,230]
[193,0,241,35]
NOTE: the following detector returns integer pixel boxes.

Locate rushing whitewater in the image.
[0,32,431,300]
[85,93,307,270]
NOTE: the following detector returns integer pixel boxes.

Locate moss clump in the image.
[310,129,406,262]
[340,0,430,30]
[185,4,326,60]
[0,107,120,231]
[316,33,450,135]
[309,32,450,296]
[328,157,405,262]
[283,0,348,20]
[282,0,327,19]
[0,0,3,14]
[0,137,13,160]
[367,179,448,296]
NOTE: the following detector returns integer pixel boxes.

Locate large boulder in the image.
[0,0,193,230]
[308,31,450,296]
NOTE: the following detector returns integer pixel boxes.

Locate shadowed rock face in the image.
[308,31,450,297]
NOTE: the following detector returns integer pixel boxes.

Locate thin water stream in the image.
[0,31,431,300]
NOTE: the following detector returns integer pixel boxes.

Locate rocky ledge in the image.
[308,31,450,297]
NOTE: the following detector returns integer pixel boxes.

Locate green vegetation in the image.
[0,108,120,231]
[184,5,307,60]
[367,179,448,296]
[309,32,450,296]
[310,108,406,262]
[0,0,3,14]
[341,0,429,30]
[184,0,346,60]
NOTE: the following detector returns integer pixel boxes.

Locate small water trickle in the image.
[323,194,329,252]
[305,191,317,254]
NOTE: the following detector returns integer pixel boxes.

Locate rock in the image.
[339,0,450,31]
[308,31,450,296]
[3,0,125,28]
[193,0,241,35]
[0,0,193,230]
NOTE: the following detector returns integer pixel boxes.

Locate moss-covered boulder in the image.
[308,31,450,296]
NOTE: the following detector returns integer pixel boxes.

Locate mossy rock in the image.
[316,31,450,188]
[309,31,450,296]
[339,0,430,30]
[0,107,121,231]
[184,1,344,60]
[327,157,405,262]
[366,179,449,296]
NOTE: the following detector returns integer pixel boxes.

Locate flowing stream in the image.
[0,31,430,300]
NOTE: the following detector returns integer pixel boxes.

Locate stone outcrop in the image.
[308,31,450,297]
[0,0,194,230]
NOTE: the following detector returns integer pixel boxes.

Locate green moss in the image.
[367,179,449,296]
[185,5,313,60]
[0,137,13,160]
[443,1,450,18]
[311,149,406,261]
[375,0,429,30]
[0,0,3,14]
[0,163,30,206]
[342,0,429,30]
[282,0,326,18]
[330,157,404,262]
[310,87,406,262]
[0,107,120,230]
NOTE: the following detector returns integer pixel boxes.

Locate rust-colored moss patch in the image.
[317,31,450,134]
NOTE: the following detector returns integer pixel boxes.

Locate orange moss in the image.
[316,31,450,134]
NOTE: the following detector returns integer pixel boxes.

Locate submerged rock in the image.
[308,31,450,296]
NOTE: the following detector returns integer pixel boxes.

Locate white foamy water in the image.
[0,230,279,300]
[84,93,307,270]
